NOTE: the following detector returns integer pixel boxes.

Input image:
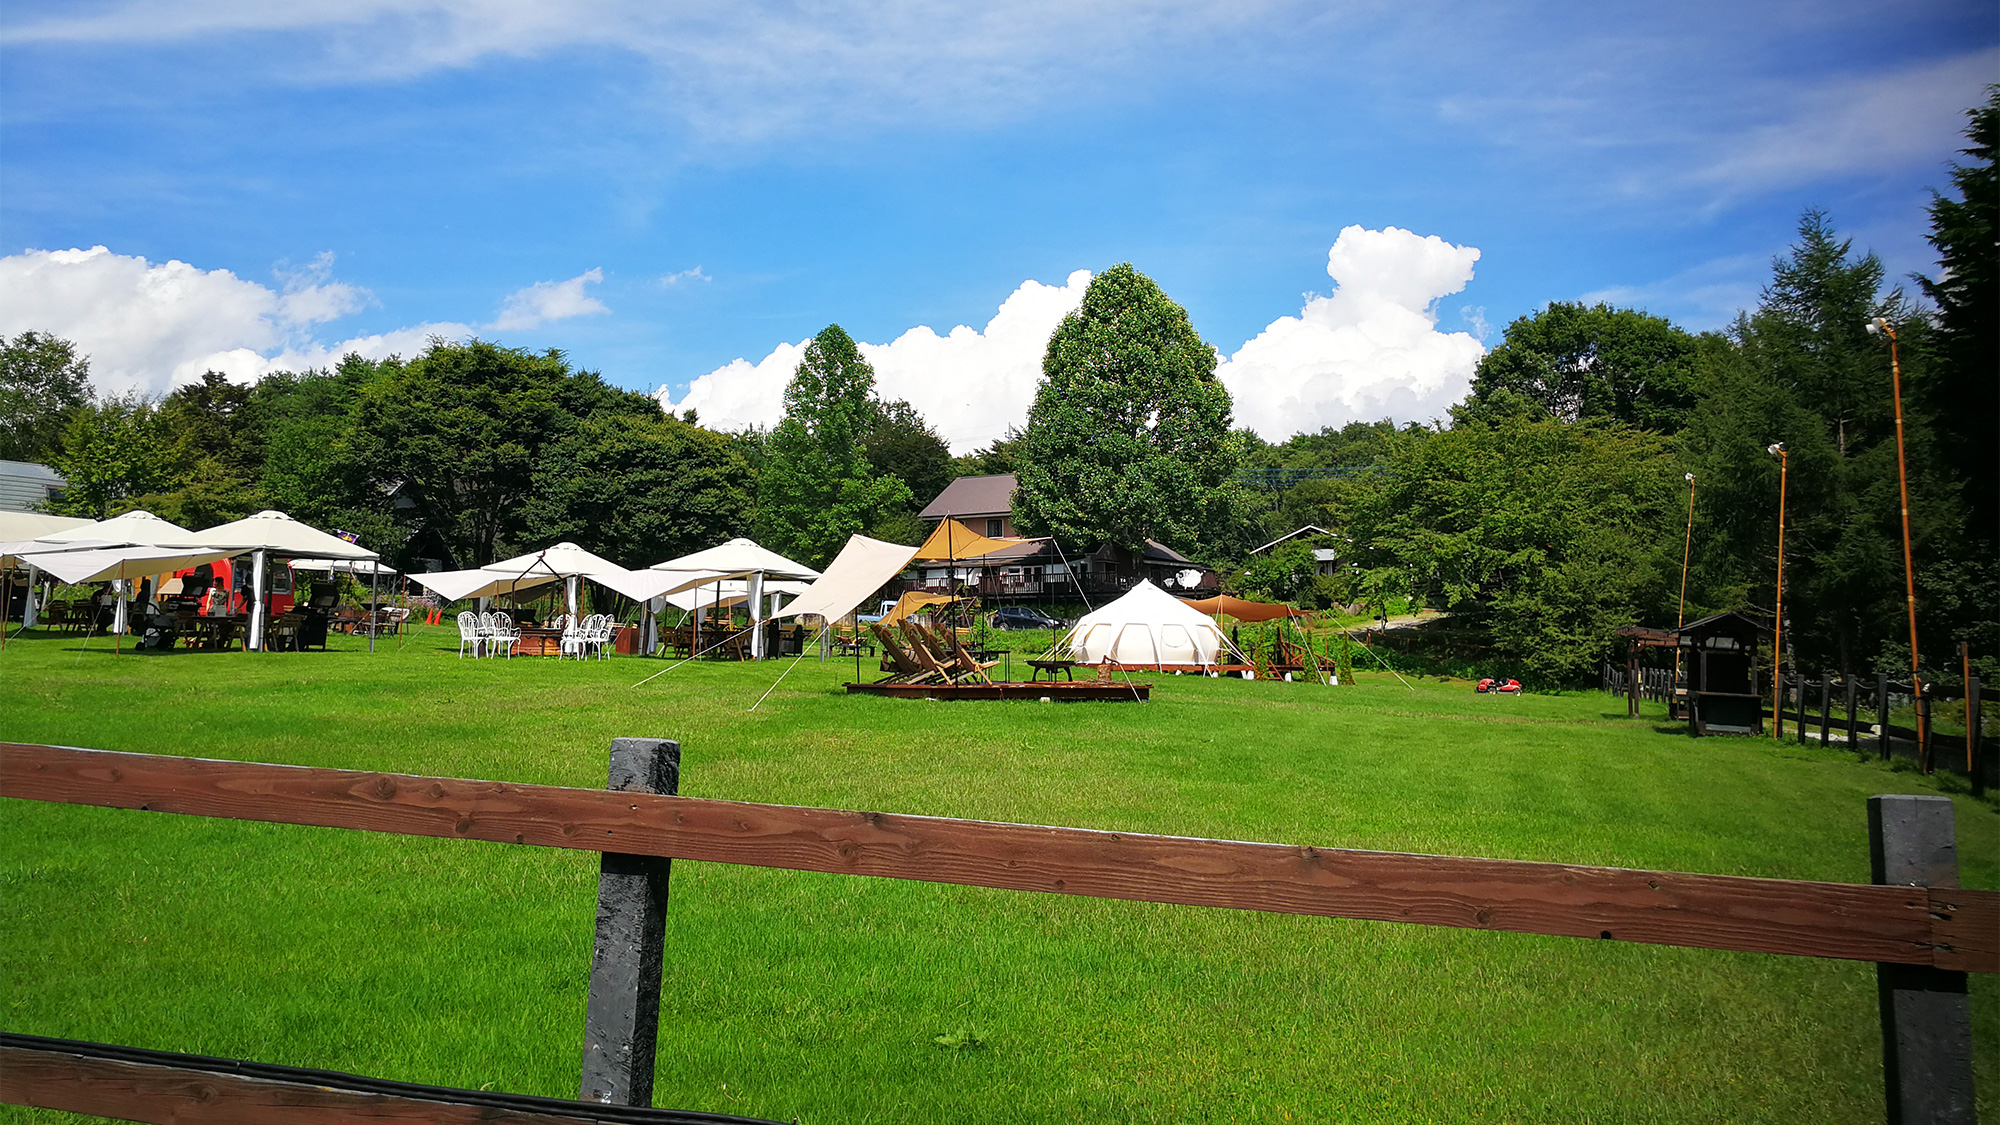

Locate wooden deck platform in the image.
[845,680,1150,701]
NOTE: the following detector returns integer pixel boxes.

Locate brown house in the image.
[912,473,1217,600]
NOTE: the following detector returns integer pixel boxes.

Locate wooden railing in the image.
[2,740,1992,1123]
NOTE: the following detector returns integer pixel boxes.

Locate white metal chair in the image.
[475,612,497,657]
[456,611,484,659]
[490,611,520,659]
[560,613,585,660]
[585,614,614,660]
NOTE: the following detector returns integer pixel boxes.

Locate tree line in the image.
[6,91,1991,684]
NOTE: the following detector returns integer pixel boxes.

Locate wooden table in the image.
[1027,658,1077,682]
[184,617,245,652]
[515,627,563,657]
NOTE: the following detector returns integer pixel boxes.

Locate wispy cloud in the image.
[490,267,609,330]
[659,266,708,287]
[1,0,1304,140]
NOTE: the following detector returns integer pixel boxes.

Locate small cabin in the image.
[1676,611,1764,737]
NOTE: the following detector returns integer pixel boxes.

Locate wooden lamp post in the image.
[1868,316,1929,768]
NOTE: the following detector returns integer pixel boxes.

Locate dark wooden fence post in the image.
[1878,673,1893,761]
[1817,677,1831,746]
[580,737,680,1107]
[1845,676,1860,756]
[1796,680,1808,746]
[1627,652,1640,718]
[1868,795,1976,1124]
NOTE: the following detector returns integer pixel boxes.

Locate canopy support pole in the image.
[23,564,40,629]
[249,550,268,652]
[747,571,765,660]
[368,563,379,654]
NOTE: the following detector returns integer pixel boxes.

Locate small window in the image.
[986,518,1003,538]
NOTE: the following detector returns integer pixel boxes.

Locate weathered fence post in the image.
[1868,795,1976,1124]
[580,737,680,1106]
[1878,673,1893,761]
[1796,680,1808,746]
[1818,676,1832,746]
[1845,676,1860,756]
[1627,652,1640,718]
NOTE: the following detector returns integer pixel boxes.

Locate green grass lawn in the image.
[2,625,1994,1124]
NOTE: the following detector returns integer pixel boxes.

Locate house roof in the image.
[919,474,1016,520]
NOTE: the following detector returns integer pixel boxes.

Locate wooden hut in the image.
[1676,611,1764,737]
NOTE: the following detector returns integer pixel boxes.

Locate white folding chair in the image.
[456,611,484,659]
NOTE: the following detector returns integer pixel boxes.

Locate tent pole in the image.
[249,549,267,652]
[368,562,378,654]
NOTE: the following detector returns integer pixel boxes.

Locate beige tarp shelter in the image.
[880,591,963,626]
[1179,594,1310,622]
[1066,580,1242,667]
[775,534,918,623]
[912,518,1024,561]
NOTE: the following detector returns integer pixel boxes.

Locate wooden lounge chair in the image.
[869,624,942,684]
[911,618,997,684]
[896,620,958,682]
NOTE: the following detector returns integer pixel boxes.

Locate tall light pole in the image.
[1867,316,1929,767]
[1675,472,1696,708]
[1768,443,1787,739]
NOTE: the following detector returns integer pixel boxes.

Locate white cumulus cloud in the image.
[657,270,1091,453]
[0,245,402,396]
[1217,226,1486,437]
[491,267,610,330]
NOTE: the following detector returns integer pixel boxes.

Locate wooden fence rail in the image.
[4,742,1992,971]
[2,740,1992,1122]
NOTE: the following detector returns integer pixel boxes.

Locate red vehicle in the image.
[166,557,296,617]
[1476,677,1522,694]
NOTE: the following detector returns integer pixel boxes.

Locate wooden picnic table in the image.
[184,616,246,651]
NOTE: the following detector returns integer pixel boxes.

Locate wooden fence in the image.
[2,740,1993,1123]
[1602,665,1994,793]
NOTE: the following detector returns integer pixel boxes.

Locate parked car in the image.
[992,605,1063,630]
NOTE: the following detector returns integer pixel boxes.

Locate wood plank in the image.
[3,742,1992,971]
[0,1036,776,1125]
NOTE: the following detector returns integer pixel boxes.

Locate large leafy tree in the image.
[338,339,653,568]
[862,398,953,511]
[524,412,755,569]
[1455,303,1704,432]
[1014,264,1246,557]
[1347,418,1679,682]
[44,398,177,519]
[755,325,912,566]
[0,331,93,463]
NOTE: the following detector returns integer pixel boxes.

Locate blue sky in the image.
[2,1,1991,448]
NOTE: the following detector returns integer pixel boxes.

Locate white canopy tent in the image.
[27,544,237,648]
[290,558,400,577]
[653,538,819,659]
[39,509,206,548]
[775,534,917,622]
[194,510,379,651]
[1064,580,1241,668]
[0,512,94,541]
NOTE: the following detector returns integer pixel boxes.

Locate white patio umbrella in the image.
[651,538,819,659]
[194,510,378,651]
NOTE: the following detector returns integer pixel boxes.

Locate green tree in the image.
[862,398,953,511]
[1014,264,1246,557]
[1681,211,1955,675]
[44,397,176,519]
[338,339,625,568]
[524,412,755,569]
[952,429,1024,477]
[1918,87,1998,559]
[0,331,93,463]
[1347,419,1679,683]
[755,326,912,566]
[1456,303,1704,432]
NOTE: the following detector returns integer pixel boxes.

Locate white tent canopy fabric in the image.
[194,510,379,561]
[666,578,810,614]
[1065,580,1240,667]
[290,558,399,577]
[40,509,204,548]
[652,538,819,581]
[1,538,118,568]
[0,512,94,541]
[776,535,917,622]
[27,545,235,586]
[653,538,819,659]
